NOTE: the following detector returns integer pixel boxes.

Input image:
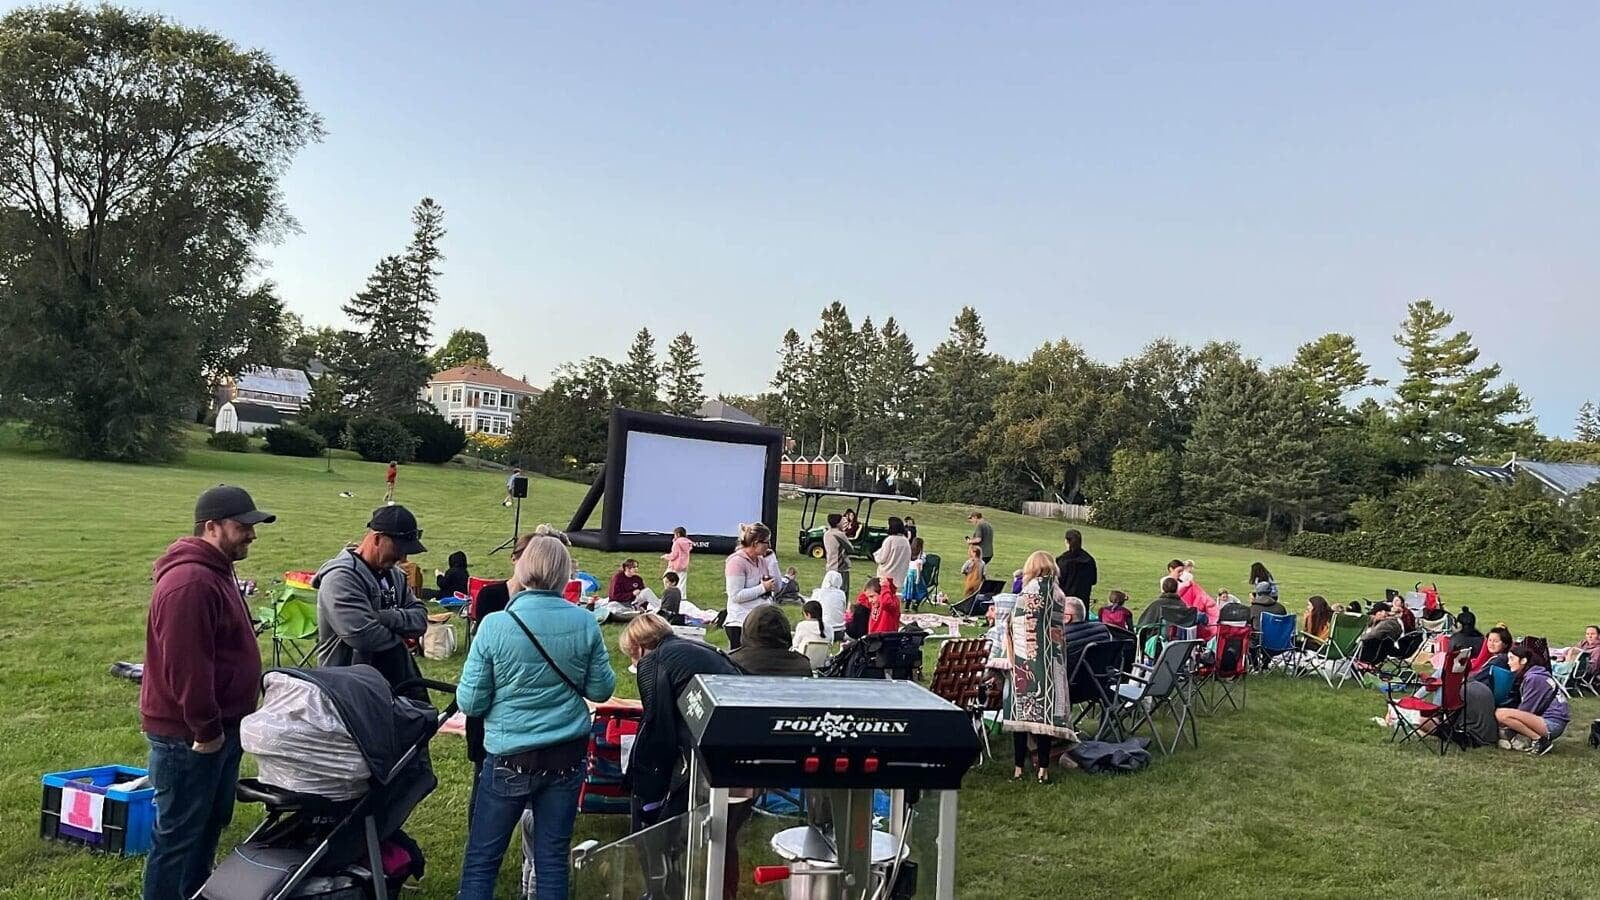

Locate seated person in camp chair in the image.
[1359,603,1403,646]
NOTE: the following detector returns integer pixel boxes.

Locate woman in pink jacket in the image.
[1175,560,1218,640]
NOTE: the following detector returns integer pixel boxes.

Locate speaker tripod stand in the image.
[492,494,522,555]
[492,473,529,555]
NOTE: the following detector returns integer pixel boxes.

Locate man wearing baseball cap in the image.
[140,485,275,900]
[313,505,430,697]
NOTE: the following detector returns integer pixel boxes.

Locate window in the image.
[467,390,479,408]
[500,392,512,408]
[451,388,462,403]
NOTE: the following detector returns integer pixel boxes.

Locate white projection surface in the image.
[618,431,768,536]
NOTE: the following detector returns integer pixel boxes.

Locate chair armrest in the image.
[1122,671,1151,686]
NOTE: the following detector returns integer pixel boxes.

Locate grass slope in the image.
[3,434,1599,897]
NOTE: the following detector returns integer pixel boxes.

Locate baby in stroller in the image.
[198,665,455,900]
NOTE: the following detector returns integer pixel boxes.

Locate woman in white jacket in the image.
[872,516,913,592]
[723,522,775,651]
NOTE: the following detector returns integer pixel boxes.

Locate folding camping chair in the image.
[1195,624,1251,712]
[1305,613,1368,687]
[929,638,998,759]
[1114,639,1202,755]
[1559,650,1599,698]
[1382,631,1427,681]
[921,553,941,597]
[800,640,833,670]
[1337,636,1395,690]
[1254,611,1297,673]
[256,582,319,668]
[1069,639,1134,742]
[1385,646,1472,755]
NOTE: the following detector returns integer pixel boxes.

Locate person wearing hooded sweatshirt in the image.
[729,605,814,676]
[812,570,849,642]
[1496,644,1570,754]
[1450,607,1485,657]
[437,550,471,597]
[140,485,275,900]
[314,506,429,697]
[1248,582,1288,629]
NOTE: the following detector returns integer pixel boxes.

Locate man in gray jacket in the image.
[314,505,429,696]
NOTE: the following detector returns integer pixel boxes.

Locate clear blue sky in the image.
[116,2,1600,433]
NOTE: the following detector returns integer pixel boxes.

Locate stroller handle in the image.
[394,677,457,696]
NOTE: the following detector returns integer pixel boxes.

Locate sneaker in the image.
[1497,737,1514,750]
[1510,735,1532,751]
[1531,736,1554,756]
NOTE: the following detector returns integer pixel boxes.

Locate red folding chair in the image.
[1387,646,1472,755]
[1194,623,1251,712]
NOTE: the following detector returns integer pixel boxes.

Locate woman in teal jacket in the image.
[456,532,616,900]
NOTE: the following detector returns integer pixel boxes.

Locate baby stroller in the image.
[198,666,456,900]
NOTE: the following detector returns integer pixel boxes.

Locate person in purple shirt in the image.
[1495,644,1569,755]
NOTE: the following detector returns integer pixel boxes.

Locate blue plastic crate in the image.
[40,764,156,856]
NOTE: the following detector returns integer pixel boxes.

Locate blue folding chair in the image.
[1256,611,1297,673]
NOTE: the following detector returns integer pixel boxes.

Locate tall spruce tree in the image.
[1577,401,1600,443]
[875,317,922,464]
[663,332,706,416]
[916,307,1010,501]
[341,199,446,414]
[615,328,662,411]
[769,328,812,448]
[808,301,857,454]
[1390,298,1532,461]
[1182,359,1326,542]
[847,316,886,457]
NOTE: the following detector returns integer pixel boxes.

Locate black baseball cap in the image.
[195,485,275,526]
[368,505,427,555]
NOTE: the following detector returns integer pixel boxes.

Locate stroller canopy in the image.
[269,665,436,785]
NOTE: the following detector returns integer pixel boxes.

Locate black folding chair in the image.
[1069,639,1134,741]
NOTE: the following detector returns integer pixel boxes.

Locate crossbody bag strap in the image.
[506,610,584,698]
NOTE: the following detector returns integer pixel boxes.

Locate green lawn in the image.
[3,432,1600,898]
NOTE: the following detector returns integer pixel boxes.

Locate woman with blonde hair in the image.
[723,522,776,651]
[1003,550,1076,783]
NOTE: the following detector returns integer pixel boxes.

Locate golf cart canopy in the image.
[794,488,919,504]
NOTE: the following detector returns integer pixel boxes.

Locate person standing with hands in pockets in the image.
[140,485,275,900]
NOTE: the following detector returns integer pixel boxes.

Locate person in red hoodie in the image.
[868,578,903,634]
[140,485,275,900]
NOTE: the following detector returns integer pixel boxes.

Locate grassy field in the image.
[3,431,1600,898]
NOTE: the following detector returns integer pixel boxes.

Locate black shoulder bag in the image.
[502,610,590,773]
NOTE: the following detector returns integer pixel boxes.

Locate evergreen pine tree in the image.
[615,328,661,410]
[808,301,857,454]
[663,332,706,416]
[341,198,445,414]
[1289,333,1380,414]
[915,307,1009,501]
[1390,298,1531,461]
[1577,401,1600,443]
[769,328,811,447]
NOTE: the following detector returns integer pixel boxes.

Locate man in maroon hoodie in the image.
[139,484,274,900]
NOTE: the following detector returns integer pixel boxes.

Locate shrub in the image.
[206,430,251,453]
[1092,449,1183,537]
[396,411,468,464]
[346,417,416,463]
[262,423,326,458]
[300,409,350,450]
[465,432,513,464]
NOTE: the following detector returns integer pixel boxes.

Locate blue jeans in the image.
[457,754,582,899]
[141,729,243,900]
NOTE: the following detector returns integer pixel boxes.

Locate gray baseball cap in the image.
[195,484,276,526]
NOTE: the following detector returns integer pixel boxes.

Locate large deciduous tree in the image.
[0,4,321,460]
[429,328,492,372]
[980,339,1130,504]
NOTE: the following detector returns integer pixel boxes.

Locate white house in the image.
[423,365,541,435]
[214,401,288,436]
